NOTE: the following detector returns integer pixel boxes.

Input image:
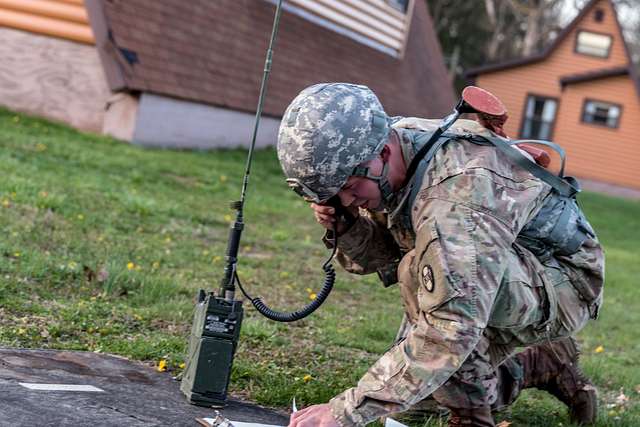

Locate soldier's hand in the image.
[310,203,359,234]
[288,403,339,427]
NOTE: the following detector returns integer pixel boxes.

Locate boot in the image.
[517,337,597,425]
[448,406,495,427]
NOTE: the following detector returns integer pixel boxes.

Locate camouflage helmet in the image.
[277,83,391,203]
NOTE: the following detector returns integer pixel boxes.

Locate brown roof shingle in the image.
[86,0,455,119]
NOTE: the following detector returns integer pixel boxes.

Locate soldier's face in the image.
[336,156,384,210]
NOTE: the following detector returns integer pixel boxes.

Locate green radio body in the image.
[180,291,244,407]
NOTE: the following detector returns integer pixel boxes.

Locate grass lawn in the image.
[1,108,639,426]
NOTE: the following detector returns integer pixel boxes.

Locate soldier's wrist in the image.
[329,391,367,427]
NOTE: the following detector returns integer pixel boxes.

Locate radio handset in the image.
[324,196,356,243]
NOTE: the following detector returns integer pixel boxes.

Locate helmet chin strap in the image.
[351,160,395,209]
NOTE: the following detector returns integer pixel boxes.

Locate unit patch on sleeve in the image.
[421,265,434,292]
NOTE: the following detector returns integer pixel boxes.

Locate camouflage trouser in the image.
[396,242,594,412]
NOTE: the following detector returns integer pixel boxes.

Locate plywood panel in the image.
[0,27,110,132]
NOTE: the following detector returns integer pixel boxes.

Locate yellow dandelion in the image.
[202,250,210,256]
[219,175,228,183]
[17,328,26,335]
[280,271,290,279]
[133,314,142,321]
[179,362,186,369]
[14,252,20,258]
[303,374,312,383]
[77,214,84,220]
[305,287,313,293]
[68,261,77,270]
[152,261,160,269]
[224,214,232,222]
[212,255,222,263]
[594,345,604,353]
[164,236,172,243]
[35,143,47,152]
[2,199,10,208]
[127,262,135,270]
[157,359,167,372]
[309,293,317,300]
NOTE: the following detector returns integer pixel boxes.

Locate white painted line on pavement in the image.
[18,383,104,392]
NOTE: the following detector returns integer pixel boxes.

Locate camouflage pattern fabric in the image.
[325,118,605,426]
[277,83,391,203]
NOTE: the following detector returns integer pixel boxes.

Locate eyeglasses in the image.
[286,178,322,203]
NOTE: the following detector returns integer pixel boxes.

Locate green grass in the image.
[1,109,639,426]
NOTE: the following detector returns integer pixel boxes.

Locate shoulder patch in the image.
[421,265,434,292]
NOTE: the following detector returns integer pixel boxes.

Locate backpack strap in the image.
[505,138,567,177]
[467,134,579,198]
[394,132,455,229]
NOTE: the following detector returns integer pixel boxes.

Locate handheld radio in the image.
[180,0,342,406]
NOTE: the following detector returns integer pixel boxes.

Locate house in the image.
[0,0,455,149]
[466,0,640,190]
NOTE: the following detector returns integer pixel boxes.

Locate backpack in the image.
[403,129,596,261]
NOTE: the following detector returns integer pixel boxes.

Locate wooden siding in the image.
[474,0,639,188]
[0,0,93,44]
[281,0,414,55]
[554,76,640,189]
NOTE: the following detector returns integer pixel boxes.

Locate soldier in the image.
[278,83,604,427]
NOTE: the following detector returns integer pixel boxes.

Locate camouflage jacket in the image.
[327,118,604,426]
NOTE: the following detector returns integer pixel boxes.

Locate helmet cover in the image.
[277,83,391,203]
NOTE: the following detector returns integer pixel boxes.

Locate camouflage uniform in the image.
[276,84,604,427]
[325,118,604,426]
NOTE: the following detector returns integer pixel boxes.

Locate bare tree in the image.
[484,0,513,60]
[427,0,615,90]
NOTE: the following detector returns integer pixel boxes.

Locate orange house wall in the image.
[474,0,639,188]
[554,76,640,189]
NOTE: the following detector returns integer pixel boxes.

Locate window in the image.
[575,30,612,58]
[521,95,558,140]
[594,8,604,22]
[582,99,622,128]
